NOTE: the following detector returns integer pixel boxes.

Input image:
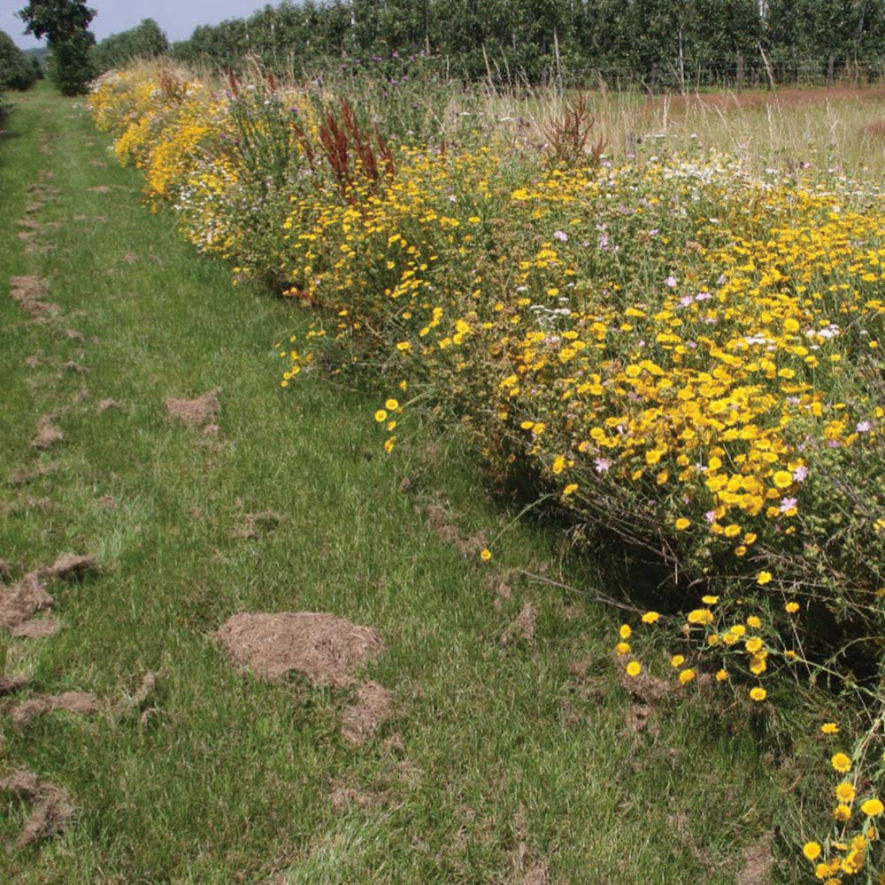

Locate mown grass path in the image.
[0,85,783,883]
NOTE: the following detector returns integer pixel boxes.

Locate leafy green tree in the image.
[0,29,38,92]
[17,0,96,94]
[92,18,168,72]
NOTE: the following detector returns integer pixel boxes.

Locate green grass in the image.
[0,83,792,883]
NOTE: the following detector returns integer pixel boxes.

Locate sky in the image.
[1,0,282,50]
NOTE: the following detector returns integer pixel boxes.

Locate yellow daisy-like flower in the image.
[479,548,492,562]
[785,601,800,614]
[384,398,399,411]
[625,661,641,678]
[678,668,695,684]
[745,637,764,654]
[821,722,840,735]
[641,611,660,624]
[802,841,822,861]
[772,470,793,489]
[562,483,579,497]
[619,624,632,640]
[715,669,728,682]
[746,615,762,629]
[701,595,719,605]
[841,848,865,874]
[836,781,856,803]
[670,654,685,668]
[749,687,767,702]
[615,642,630,655]
[861,798,885,817]
[831,753,852,774]
[756,571,773,586]
[833,804,852,822]
[687,608,713,626]
[374,409,388,422]
[674,517,690,530]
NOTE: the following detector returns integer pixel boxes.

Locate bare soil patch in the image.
[97,398,120,412]
[164,388,221,430]
[216,612,383,685]
[340,681,393,746]
[0,771,74,846]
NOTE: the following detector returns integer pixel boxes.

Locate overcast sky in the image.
[1,0,282,49]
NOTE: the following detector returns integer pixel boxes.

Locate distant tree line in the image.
[159,0,885,88]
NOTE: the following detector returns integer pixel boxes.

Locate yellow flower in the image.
[841,847,865,874]
[836,781,856,803]
[785,601,800,614]
[383,436,396,453]
[480,548,492,562]
[745,637,763,654]
[562,483,579,497]
[833,804,852,822]
[626,661,641,678]
[374,409,388,422]
[687,608,713,626]
[772,470,793,488]
[615,642,630,655]
[821,722,840,735]
[746,615,762,629]
[861,798,885,816]
[384,398,399,410]
[749,687,767,702]
[675,517,690,530]
[678,668,695,684]
[619,624,632,640]
[701,595,719,605]
[715,668,728,682]
[831,753,852,774]
[802,841,822,861]
[641,611,660,624]
[756,571,772,586]
[670,654,685,668]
